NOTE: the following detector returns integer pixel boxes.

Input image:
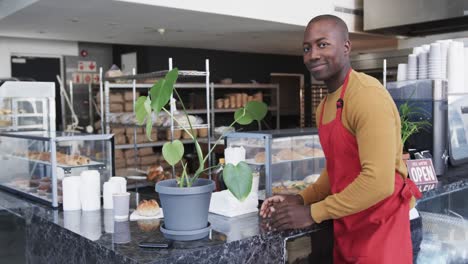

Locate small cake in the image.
[136,199,160,217]
[146,165,164,182]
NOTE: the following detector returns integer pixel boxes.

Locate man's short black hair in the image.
[307,15,349,41]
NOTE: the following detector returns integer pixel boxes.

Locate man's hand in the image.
[259,194,303,218]
[269,202,314,230]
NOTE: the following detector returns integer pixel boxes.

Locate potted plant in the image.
[399,101,431,161]
[135,68,267,240]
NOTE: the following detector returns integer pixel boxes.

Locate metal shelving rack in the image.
[100,58,211,174]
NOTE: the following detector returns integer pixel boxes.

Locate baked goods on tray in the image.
[296,147,325,157]
[275,149,304,161]
[14,151,92,166]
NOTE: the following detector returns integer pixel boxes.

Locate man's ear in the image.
[344,40,351,56]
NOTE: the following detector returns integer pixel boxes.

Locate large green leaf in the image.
[234,108,253,125]
[149,68,179,114]
[135,96,149,125]
[223,162,253,201]
[245,101,268,121]
[162,140,184,166]
[163,68,179,92]
[145,117,153,141]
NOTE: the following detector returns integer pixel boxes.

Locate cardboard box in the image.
[124,91,139,101]
[138,147,154,157]
[124,102,134,112]
[124,149,137,159]
[110,93,124,103]
[125,127,143,136]
[140,156,158,166]
[114,149,124,159]
[110,103,124,112]
[115,158,126,169]
[110,127,125,136]
[114,134,127,145]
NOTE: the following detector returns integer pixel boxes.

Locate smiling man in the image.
[260,15,422,263]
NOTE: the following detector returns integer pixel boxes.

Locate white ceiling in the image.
[0,0,396,55]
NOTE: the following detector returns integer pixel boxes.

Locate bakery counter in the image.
[0,190,331,264]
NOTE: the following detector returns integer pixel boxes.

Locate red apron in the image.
[318,69,422,264]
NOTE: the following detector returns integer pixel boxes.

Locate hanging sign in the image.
[406,159,438,192]
[83,73,93,84]
[72,73,83,84]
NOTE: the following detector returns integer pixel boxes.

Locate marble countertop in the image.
[0,189,329,264]
[1,165,468,264]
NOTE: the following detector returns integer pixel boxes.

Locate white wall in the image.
[0,37,78,78]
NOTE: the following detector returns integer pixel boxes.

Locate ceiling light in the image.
[157,28,166,35]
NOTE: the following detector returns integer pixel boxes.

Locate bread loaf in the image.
[136,199,160,216]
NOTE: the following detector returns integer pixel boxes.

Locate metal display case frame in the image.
[0,131,114,208]
[0,81,56,131]
[225,128,324,198]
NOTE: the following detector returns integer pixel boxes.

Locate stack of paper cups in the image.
[465,47,468,93]
[397,63,407,81]
[437,40,451,79]
[80,170,101,211]
[103,181,121,209]
[109,177,127,193]
[62,176,81,211]
[418,51,428,79]
[447,41,465,94]
[429,43,442,79]
[407,54,418,80]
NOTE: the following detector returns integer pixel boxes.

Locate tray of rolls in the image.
[7,151,103,169]
[246,147,325,165]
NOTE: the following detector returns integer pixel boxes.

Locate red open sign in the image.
[406,159,438,187]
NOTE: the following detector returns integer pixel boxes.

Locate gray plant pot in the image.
[156,178,215,240]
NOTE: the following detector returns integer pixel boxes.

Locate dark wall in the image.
[113,45,312,127]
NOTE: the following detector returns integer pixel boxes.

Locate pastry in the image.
[275,149,304,161]
[146,165,165,182]
[254,152,279,163]
[29,179,40,187]
[136,199,160,217]
[254,152,266,163]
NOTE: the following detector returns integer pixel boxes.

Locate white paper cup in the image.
[113,192,130,221]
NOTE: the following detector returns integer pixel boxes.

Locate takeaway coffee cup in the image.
[113,192,130,221]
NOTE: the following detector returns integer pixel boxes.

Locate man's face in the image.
[303,20,350,81]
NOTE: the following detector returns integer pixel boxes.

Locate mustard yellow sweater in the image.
[299,70,410,223]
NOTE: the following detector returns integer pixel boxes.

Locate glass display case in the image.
[0,131,114,207]
[225,128,325,198]
[0,81,56,131]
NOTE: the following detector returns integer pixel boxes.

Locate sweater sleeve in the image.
[311,87,398,223]
[299,168,330,205]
